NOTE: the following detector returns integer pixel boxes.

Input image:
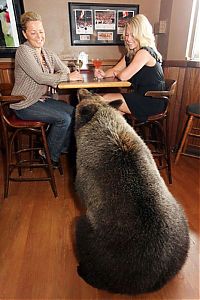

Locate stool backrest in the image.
[0,83,13,96]
[0,83,25,104]
[0,83,26,126]
[145,79,177,99]
[165,79,177,97]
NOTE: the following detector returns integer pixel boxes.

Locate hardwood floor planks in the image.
[0,154,199,299]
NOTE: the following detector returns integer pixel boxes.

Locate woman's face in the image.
[23,20,45,49]
[124,25,139,51]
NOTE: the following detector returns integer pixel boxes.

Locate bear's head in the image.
[75,89,122,130]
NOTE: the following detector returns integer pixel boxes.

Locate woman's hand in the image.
[94,68,105,79]
[69,71,83,81]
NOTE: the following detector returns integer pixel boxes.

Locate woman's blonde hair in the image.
[124,14,162,61]
[20,11,42,31]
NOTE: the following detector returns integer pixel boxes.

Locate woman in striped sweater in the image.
[11,11,83,167]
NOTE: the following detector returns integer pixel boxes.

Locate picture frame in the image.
[68,2,139,46]
[0,0,24,58]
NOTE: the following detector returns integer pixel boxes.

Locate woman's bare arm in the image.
[115,49,152,81]
[95,56,126,78]
[104,56,126,77]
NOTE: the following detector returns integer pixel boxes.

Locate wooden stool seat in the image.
[175,103,200,163]
[187,103,200,116]
[8,113,47,127]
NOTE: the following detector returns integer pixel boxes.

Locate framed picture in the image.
[0,0,24,57]
[68,2,139,46]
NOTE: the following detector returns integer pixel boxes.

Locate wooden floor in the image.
[0,153,199,300]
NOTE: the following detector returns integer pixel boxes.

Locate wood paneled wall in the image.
[163,61,200,150]
[0,60,199,150]
[0,61,14,87]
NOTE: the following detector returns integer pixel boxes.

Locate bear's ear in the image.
[76,104,99,129]
[109,99,123,109]
[78,89,93,101]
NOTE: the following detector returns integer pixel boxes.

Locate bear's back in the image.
[75,95,190,295]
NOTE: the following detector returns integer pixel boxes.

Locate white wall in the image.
[167,0,193,60]
[23,0,161,60]
[1,0,194,61]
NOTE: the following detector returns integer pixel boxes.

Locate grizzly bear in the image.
[74,89,189,295]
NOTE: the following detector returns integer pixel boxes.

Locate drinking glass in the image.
[92,58,103,79]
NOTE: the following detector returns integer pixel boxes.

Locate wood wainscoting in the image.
[0,59,199,151]
[0,60,15,87]
[163,60,200,152]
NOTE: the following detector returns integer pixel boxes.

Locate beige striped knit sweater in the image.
[10,41,70,110]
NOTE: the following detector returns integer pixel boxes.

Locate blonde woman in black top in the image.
[95,14,165,122]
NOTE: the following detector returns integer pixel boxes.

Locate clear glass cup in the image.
[92,58,102,80]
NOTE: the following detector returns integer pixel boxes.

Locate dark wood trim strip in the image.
[163,60,200,68]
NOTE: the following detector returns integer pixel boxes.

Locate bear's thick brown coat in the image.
[74,89,189,295]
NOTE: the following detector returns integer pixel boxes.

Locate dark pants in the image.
[14,98,74,162]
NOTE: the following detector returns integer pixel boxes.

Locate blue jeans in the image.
[13,98,74,162]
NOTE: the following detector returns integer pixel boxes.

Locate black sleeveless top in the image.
[122,47,166,122]
[125,47,165,95]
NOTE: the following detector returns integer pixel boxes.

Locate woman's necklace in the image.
[40,52,48,68]
[39,51,51,74]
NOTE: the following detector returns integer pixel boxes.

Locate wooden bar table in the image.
[57,71,131,90]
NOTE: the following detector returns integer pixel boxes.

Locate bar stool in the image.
[127,79,177,184]
[0,83,58,198]
[175,103,200,164]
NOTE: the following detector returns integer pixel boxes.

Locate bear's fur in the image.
[74,89,190,295]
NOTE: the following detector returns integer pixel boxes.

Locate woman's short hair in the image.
[20,11,42,31]
[124,14,162,61]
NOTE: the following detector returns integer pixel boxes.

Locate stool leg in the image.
[2,132,10,198]
[14,132,22,176]
[58,158,63,175]
[154,121,163,167]
[29,133,34,171]
[41,127,58,197]
[175,116,193,164]
[3,148,10,198]
[182,119,193,153]
[165,117,172,184]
